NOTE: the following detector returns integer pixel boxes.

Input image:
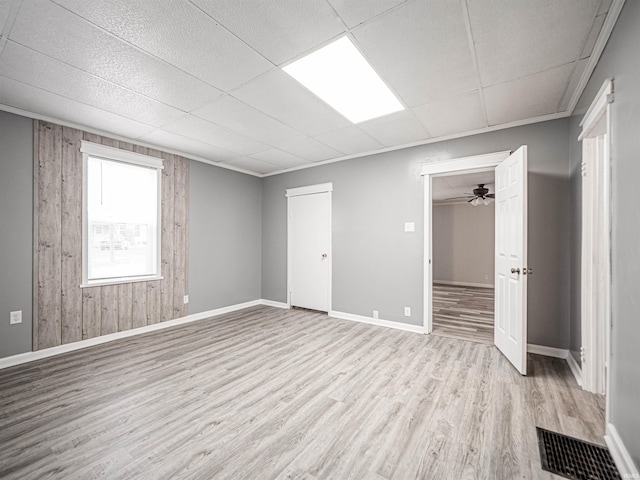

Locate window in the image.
[81,141,162,286]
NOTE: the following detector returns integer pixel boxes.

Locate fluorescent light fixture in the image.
[283,37,404,123]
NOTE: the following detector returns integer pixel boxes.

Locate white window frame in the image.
[80,141,163,287]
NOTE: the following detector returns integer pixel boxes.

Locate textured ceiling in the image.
[0,0,615,176]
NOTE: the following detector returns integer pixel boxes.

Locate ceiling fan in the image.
[447,184,495,206]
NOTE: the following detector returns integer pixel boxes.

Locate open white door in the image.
[287,184,332,312]
[494,146,528,374]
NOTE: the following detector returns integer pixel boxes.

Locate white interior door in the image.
[288,190,331,311]
[494,146,528,374]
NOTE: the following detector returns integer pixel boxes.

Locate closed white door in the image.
[494,146,528,374]
[289,191,331,311]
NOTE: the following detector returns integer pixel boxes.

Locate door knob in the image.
[523,267,533,275]
[511,268,520,274]
[322,253,327,258]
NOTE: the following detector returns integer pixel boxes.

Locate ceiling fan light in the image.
[483,198,491,205]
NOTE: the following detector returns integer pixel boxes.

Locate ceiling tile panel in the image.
[327,0,407,29]
[51,0,272,91]
[9,0,222,111]
[469,0,600,87]
[313,125,383,155]
[0,41,184,127]
[357,110,430,147]
[353,0,477,107]
[0,76,155,138]
[250,148,309,169]
[191,0,344,65]
[580,13,606,59]
[484,63,574,125]
[160,114,269,155]
[413,91,487,138]
[192,95,307,148]
[138,129,243,163]
[280,137,343,162]
[232,69,351,136]
[557,59,589,112]
[0,1,12,36]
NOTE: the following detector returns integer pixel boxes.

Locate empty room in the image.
[0,0,639,479]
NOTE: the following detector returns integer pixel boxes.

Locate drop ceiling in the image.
[0,0,618,176]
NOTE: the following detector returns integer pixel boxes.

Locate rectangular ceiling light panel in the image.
[283,37,404,123]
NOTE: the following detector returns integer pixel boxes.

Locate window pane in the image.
[87,156,158,281]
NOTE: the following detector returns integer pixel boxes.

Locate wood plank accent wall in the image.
[33,121,189,351]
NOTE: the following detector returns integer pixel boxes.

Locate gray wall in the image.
[574,0,640,469]
[188,160,262,313]
[433,203,495,286]
[0,111,33,358]
[262,118,571,347]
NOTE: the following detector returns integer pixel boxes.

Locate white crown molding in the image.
[0,299,287,370]
[329,310,425,334]
[0,104,262,177]
[605,423,640,477]
[567,0,626,115]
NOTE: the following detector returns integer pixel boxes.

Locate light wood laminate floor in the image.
[0,306,604,479]
[433,283,495,344]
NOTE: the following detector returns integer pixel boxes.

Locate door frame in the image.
[286,182,333,311]
[421,151,511,333]
[578,78,613,404]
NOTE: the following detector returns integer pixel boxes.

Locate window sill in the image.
[80,275,163,288]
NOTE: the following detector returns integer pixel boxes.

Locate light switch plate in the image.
[183,295,189,304]
[10,311,22,324]
[404,222,415,232]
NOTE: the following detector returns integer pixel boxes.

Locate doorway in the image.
[431,170,496,344]
[286,183,332,312]
[422,148,530,374]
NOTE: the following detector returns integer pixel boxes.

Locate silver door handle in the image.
[511,268,520,274]
[523,267,533,275]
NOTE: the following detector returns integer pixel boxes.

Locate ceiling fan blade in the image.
[486,194,495,198]
[443,196,474,200]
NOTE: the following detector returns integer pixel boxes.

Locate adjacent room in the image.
[0,0,638,478]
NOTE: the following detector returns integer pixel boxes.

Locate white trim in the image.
[605,423,640,477]
[80,274,163,288]
[421,151,511,176]
[260,299,290,309]
[261,113,567,178]
[422,151,507,335]
[0,300,266,370]
[0,104,262,177]
[567,0,625,115]
[329,310,425,334]
[527,344,569,359]
[566,352,583,387]
[434,280,494,289]
[286,182,333,197]
[578,78,614,140]
[81,140,164,169]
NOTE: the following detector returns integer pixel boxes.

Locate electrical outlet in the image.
[373,310,379,319]
[404,307,411,317]
[404,222,415,232]
[485,274,489,280]
[10,311,22,325]
[183,295,189,304]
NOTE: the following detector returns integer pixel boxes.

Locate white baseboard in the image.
[260,299,290,309]
[527,344,569,359]
[434,280,494,289]
[329,310,425,334]
[0,299,269,370]
[565,351,583,387]
[605,423,640,477]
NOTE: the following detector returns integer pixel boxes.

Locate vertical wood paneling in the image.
[132,282,147,329]
[37,122,63,350]
[118,283,133,331]
[173,156,189,318]
[35,125,189,350]
[146,283,160,325]
[160,152,175,323]
[100,285,119,335]
[32,123,40,351]
[82,287,101,339]
[61,127,83,344]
